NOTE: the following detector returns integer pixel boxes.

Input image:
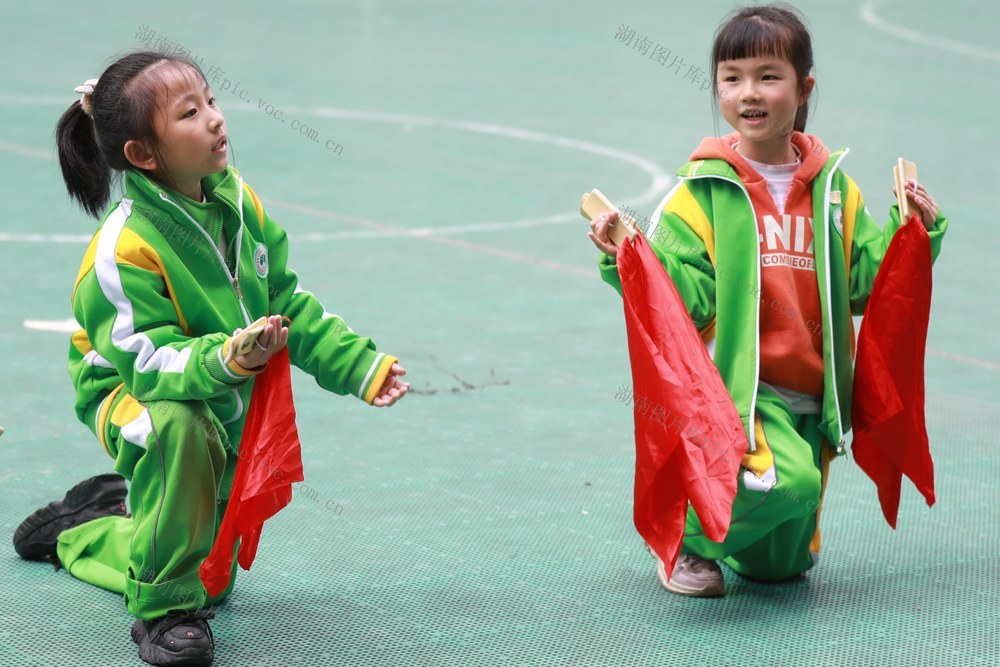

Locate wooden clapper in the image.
[579,189,638,246]
[894,158,918,220]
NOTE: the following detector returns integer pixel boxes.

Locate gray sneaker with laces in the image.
[655,552,726,597]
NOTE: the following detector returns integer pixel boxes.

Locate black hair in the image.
[710,3,816,134]
[55,51,209,218]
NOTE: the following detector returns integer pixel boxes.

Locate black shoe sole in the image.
[131,619,215,666]
[13,473,128,561]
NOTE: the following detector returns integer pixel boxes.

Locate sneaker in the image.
[655,552,726,597]
[13,473,128,561]
[131,610,215,666]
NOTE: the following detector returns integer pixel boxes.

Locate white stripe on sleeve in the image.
[94,199,192,375]
[358,352,385,399]
[119,408,152,449]
[83,350,116,368]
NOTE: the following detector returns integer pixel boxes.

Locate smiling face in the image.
[146,64,228,200]
[716,55,814,165]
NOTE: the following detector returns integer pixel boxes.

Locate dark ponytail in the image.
[56,100,112,218]
[56,51,209,218]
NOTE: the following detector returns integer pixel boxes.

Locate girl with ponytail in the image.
[19,50,408,666]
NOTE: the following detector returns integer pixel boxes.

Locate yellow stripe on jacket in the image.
[73,226,189,335]
[664,183,717,265]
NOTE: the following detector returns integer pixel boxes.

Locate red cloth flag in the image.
[200,347,303,597]
[616,234,747,578]
[851,214,935,528]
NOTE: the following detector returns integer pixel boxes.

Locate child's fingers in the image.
[917,198,936,227]
[587,231,617,256]
[906,179,927,196]
[912,193,935,212]
[259,317,277,347]
[377,376,397,399]
[373,378,409,407]
[912,187,937,216]
[386,386,407,406]
[273,324,287,346]
[589,213,610,239]
[391,362,406,377]
[906,180,938,217]
[893,185,935,225]
[905,189,935,225]
[595,212,616,240]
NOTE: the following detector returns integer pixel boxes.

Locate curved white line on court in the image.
[0,96,672,231]
[860,0,1000,63]
[299,106,673,221]
[260,198,593,276]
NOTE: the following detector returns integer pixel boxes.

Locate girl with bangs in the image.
[588,4,948,596]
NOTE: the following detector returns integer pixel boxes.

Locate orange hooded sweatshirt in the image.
[689,132,831,397]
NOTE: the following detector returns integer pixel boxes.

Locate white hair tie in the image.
[73,78,99,117]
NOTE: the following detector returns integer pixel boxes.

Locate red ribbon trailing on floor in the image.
[616,234,747,578]
[851,214,935,528]
[200,346,303,597]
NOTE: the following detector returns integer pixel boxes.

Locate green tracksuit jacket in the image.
[69,166,397,458]
[600,143,948,453]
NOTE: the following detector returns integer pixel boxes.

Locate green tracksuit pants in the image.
[682,387,836,581]
[56,393,239,621]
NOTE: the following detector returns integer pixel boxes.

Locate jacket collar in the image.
[123,167,245,224]
[678,132,835,185]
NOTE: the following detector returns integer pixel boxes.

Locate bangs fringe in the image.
[714,16,794,64]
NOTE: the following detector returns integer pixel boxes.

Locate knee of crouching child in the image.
[775,467,823,516]
[146,399,222,441]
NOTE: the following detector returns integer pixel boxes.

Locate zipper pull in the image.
[233,278,243,299]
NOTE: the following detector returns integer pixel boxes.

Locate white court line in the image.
[299,106,673,226]
[1,102,665,274]
[0,223,566,244]
[23,318,79,333]
[0,232,92,243]
[861,0,1000,63]
[0,98,673,232]
[0,142,53,160]
[7,98,999,372]
[262,198,593,276]
[28,315,1000,373]
[928,348,1000,372]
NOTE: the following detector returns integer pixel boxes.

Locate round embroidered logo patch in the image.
[254,243,268,278]
[832,206,843,236]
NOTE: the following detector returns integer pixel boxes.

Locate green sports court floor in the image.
[1,1,997,665]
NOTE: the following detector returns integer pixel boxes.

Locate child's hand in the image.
[587,212,620,258]
[893,179,939,230]
[234,314,288,369]
[372,362,409,407]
